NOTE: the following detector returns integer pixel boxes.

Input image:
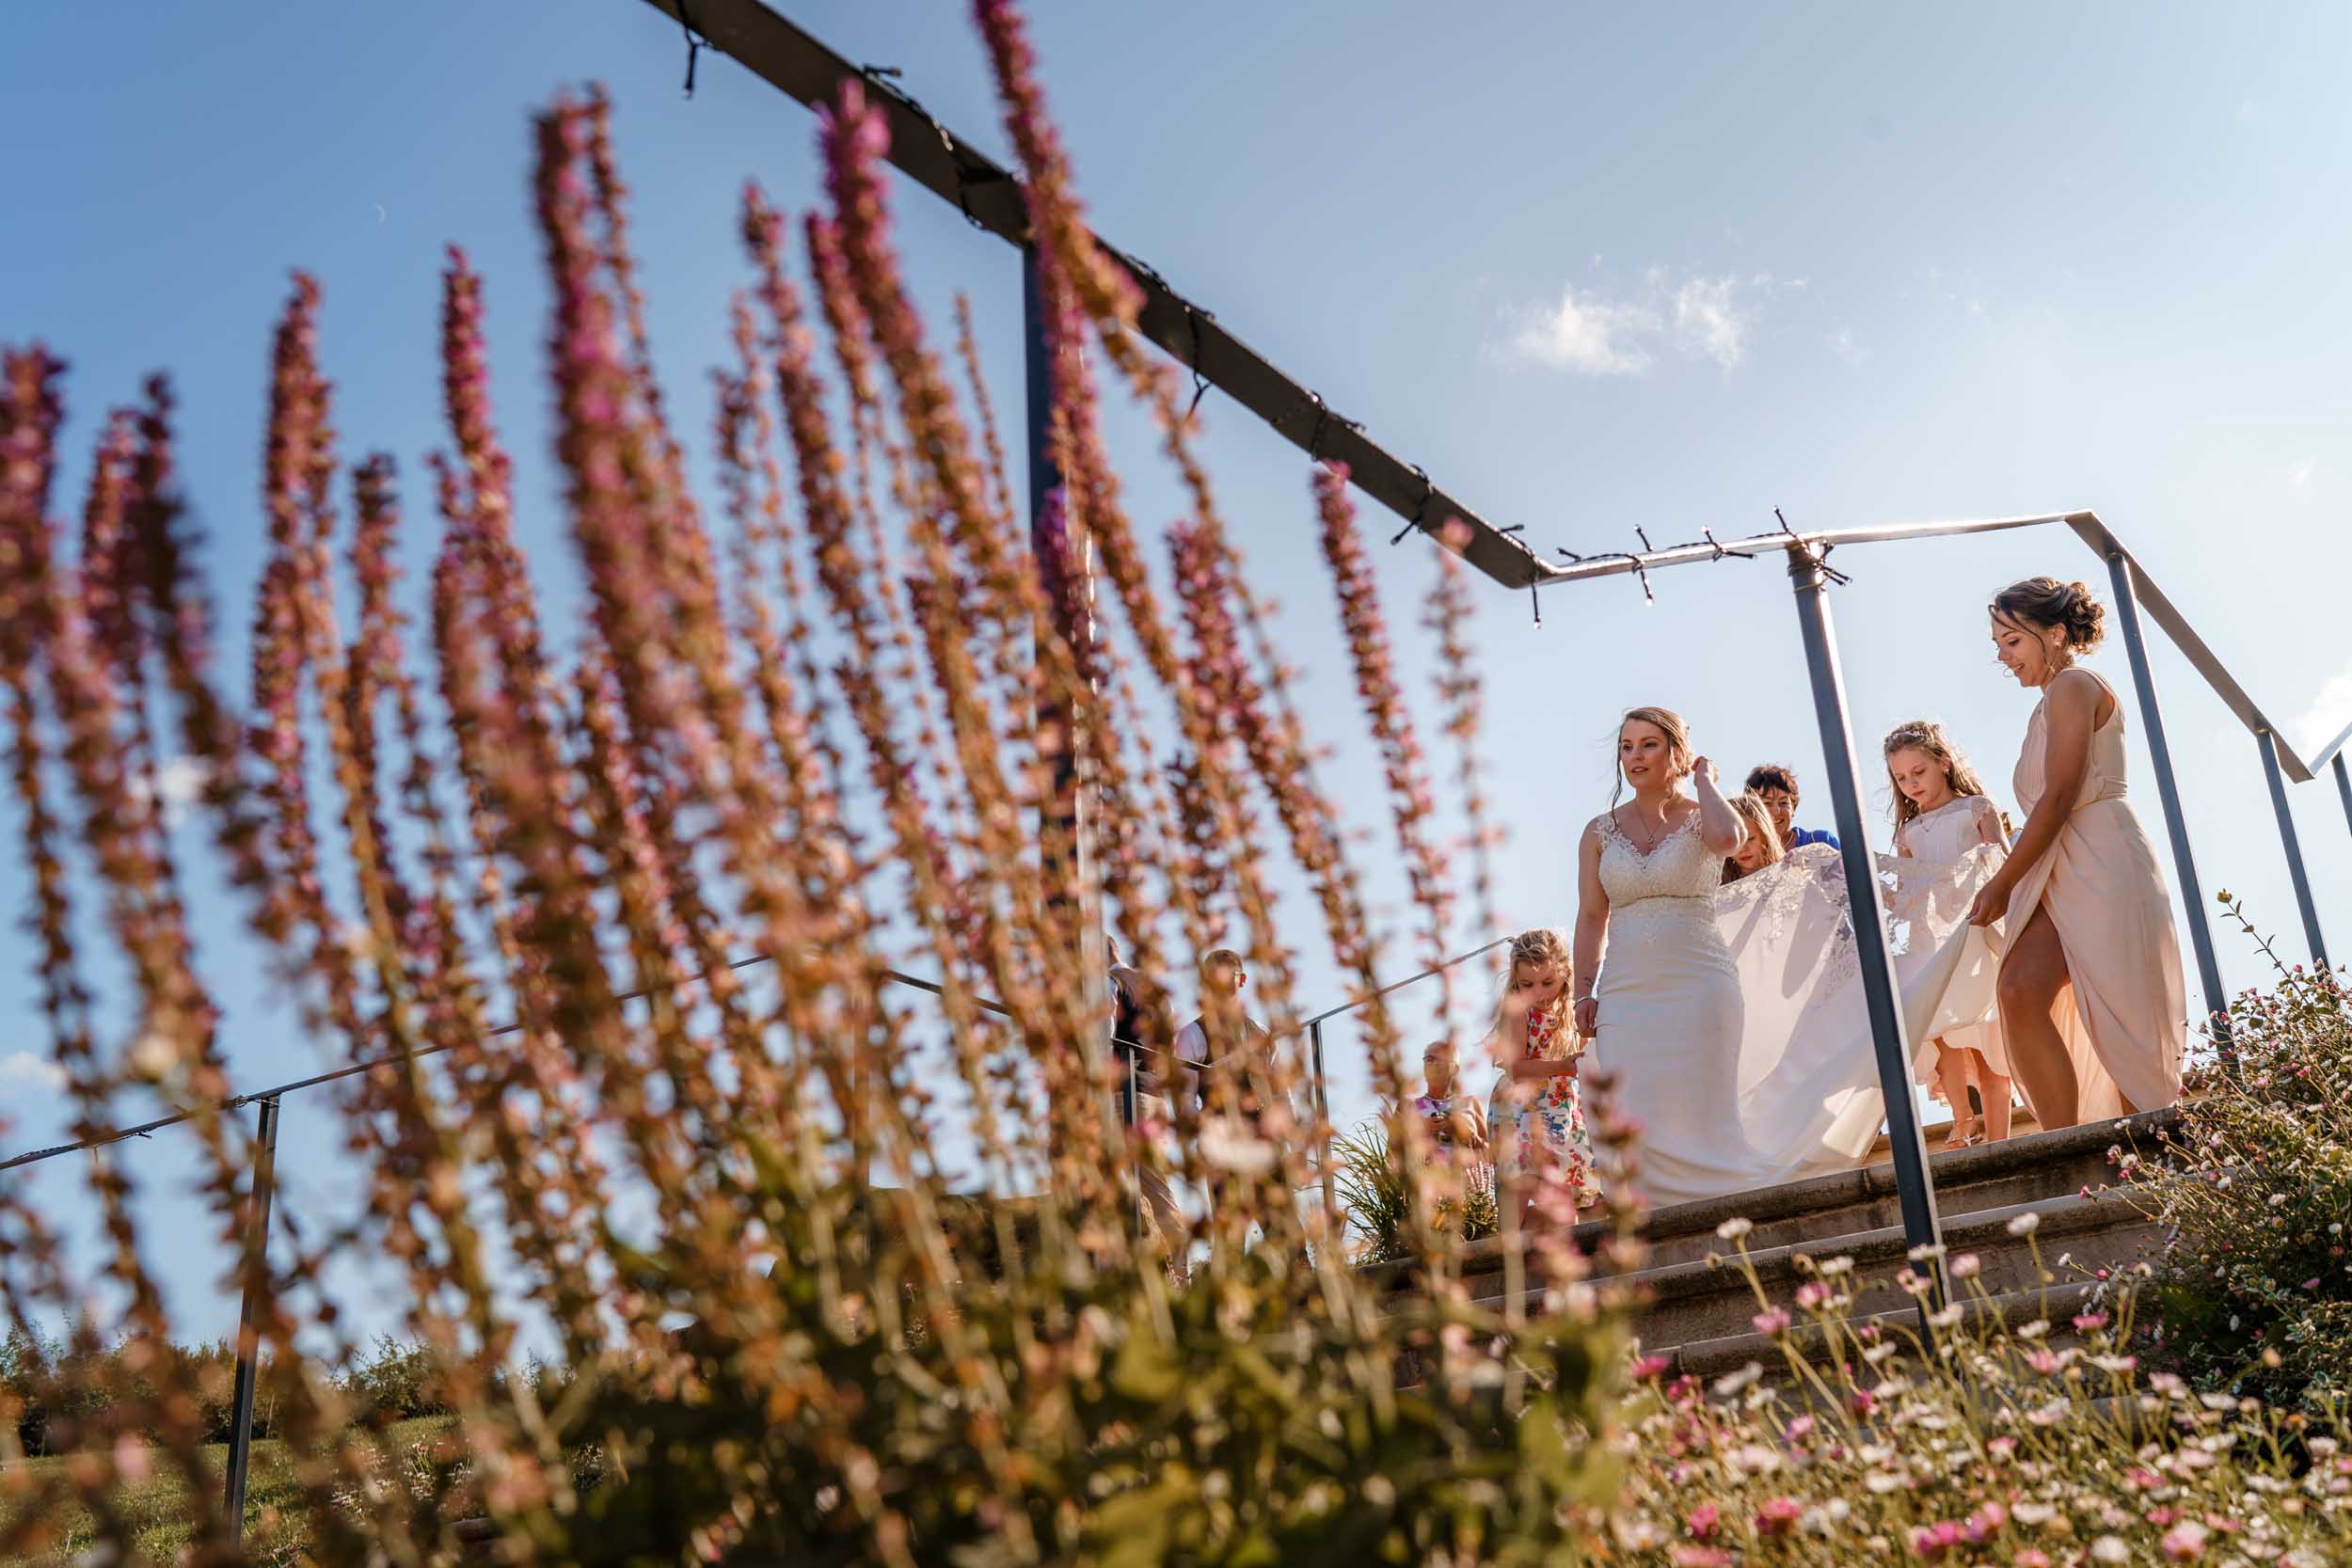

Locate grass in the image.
[0,1416,457,1565]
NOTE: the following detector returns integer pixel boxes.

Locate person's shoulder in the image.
[1796,826,1841,848]
[2045,666,2108,707]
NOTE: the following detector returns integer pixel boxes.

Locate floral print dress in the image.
[1494,1005,1601,1206]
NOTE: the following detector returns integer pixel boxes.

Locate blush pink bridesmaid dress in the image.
[2004,671,2187,1120]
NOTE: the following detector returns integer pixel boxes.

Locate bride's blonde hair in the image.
[1883,719,1993,830]
[1487,927,1573,1044]
[1611,705,1692,808]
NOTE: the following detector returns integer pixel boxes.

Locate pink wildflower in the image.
[1908,1518,1963,1558]
[2160,1519,2209,1559]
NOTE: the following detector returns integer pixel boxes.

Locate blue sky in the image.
[4,2,2348,1344]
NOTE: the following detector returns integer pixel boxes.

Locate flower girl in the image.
[1885,721,2016,1147]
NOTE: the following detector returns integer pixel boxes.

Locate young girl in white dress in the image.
[1883,721,2015,1148]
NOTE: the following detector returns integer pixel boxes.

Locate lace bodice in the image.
[1596,812,1723,906]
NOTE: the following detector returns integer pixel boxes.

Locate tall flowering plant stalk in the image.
[0,11,1630,1564]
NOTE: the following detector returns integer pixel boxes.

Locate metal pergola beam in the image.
[641,0,1553,591]
[2312,718,2352,776]
[1549,509,2326,784]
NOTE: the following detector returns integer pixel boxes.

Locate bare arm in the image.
[1510,1041,1582,1081]
[1692,757,1744,857]
[1571,822,1609,1036]
[1458,1098,1489,1151]
[1969,673,2103,925]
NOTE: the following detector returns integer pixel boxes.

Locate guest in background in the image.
[1414,1039,1487,1156]
[1173,947,1270,1104]
[1174,949,1278,1225]
[1106,936,1186,1276]
[1746,763,1840,851]
[1721,790,1788,884]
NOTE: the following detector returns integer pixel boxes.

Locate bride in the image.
[1572,707,1754,1205]
[1579,706,2009,1209]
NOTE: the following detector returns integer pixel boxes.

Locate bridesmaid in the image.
[1966,578,2186,1128]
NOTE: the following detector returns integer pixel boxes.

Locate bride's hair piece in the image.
[1989,577,2106,653]
[1611,705,1692,807]
[1489,927,1573,1042]
[1882,719,1994,830]
[1722,790,1785,882]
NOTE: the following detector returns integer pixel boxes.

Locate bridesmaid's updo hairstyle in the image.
[1990,577,2106,653]
[1612,705,1693,806]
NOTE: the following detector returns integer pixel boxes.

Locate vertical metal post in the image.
[2106,551,2232,1048]
[1787,546,1946,1320]
[1024,249,1110,1056]
[2257,730,2330,969]
[2336,754,2352,848]
[1310,1021,1335,1222]
[223,1096,281,1534]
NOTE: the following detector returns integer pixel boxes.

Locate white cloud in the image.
[127,755,210,828]
[1495,269,1780,375]
[2296,663,2352,759]
[2289,457,2317,489]
[1497,284,1658,375]
[1672,277,1758,368]
[0,1051,67,1092]
[1828,327,1869,366]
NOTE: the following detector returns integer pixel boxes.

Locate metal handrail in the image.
[1294,936,1511,1031]
[0,958,1010,1176]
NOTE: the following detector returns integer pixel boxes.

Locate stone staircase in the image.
[1372,1107,2178,1380]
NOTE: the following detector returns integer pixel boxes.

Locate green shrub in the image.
[1332,1119,1498,1264]
[559,1191,1625,1568]
[2132,897,2352,1412]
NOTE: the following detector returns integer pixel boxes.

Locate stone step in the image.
[1365,1107,2174,1304]
[1472,1186,2162,1350]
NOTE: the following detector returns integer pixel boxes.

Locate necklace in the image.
[1621,800,1674,853]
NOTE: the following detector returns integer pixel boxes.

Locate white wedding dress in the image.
[1592,814,2010,1209]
